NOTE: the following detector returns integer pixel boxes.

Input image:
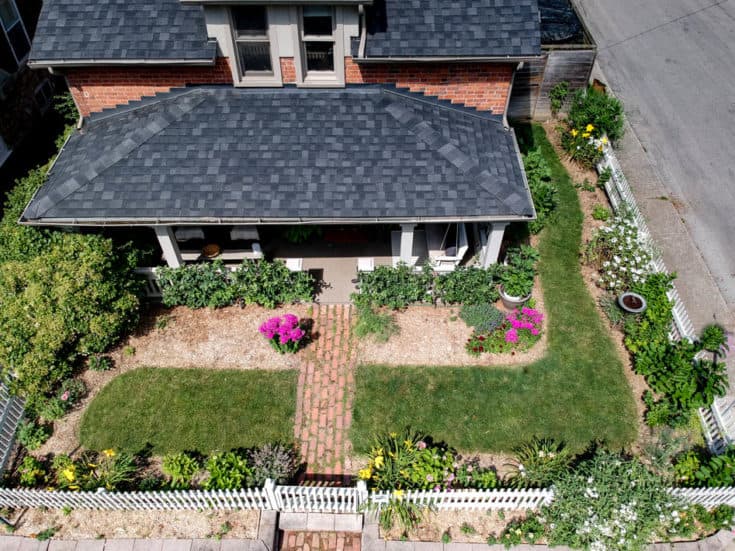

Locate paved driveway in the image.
[572,0,735,312]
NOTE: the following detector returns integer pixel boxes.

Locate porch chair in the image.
[429,223,468,273]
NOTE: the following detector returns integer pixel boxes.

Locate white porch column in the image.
[400,223,416,264]
[481,222,508,268]
[153,226,183,268]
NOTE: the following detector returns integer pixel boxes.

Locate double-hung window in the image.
[230,6,280,85]
[298,6,343,85]
[0,0,30,69]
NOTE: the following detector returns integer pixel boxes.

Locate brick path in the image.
[294,305,355,484]
[281,532,361,551]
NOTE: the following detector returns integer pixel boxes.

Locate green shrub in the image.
[54,450,136,491]
[157,259,315,309]
[567,86,625,142]
[522,149,558,234]
[459,303,504,334]
[354,305,399,343]
[16,421,51,451]
[157,260,233,308]
[598,294,626,327]
[88,354,114,372]
[37,397,66,421]
[592,204,610,221]
[17,455,47,487]
[488,514,544,548]
[598,166,613,186]
[623,272,675,354]
[0,234,140,403]
[358,429,497,491]
[544,451,683,550]
[560,128,604,169]
[162,452,201,489]
[353,264,433,310]
[700,323,729,356]
[549,81,570,116]
[507,437,572,488]
[232,260,315,308]
[675,447,735,488]
[247,443,299,486]
[434,266,502,304]
[500,245,539,298]
[204,450,252,490]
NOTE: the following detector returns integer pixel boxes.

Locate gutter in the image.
[181,0,372,3]
[28,58,216,69]
[20,214,534,227]
[503,62,523,129]
[353,54,542,64]
[510,127,538,222]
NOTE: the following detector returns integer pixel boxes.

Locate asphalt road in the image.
[572,0,735,309]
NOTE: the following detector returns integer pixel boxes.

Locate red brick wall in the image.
[345,57,514,113]
[280,58,296,84]
[65,58,233,116]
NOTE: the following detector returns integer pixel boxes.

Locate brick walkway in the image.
[294,304,355,484]
[281,532,361,551]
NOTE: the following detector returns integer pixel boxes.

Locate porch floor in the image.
[270,240,394,304]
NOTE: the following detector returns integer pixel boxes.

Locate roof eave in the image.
[28,57,216,69]
[181,0,371,4]
[354,54,543,64]
[20,214,535,227]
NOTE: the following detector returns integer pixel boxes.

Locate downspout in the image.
[503,62,523,129]
[358,4,367,59]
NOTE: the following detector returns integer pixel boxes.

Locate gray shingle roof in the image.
[358,0,542,59]
[22,86,534,224]
[29,0,216,64]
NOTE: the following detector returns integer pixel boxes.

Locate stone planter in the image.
[618,291,647,314]
[499,285,531,310]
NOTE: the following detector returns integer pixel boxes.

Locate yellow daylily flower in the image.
[404,439,413,449]
[102,449,116,458]
[597,146,603,152]
[582,132,591,138]
[62,468,76,482]
[389,432,398,438]
[393,489,404,501]
[374,455,385,468]
[585,124,594,132]
[358,468,372,480]
[570,129,579,137]
[601,136,609,144]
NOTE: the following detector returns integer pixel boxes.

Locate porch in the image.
[140,222,509,303]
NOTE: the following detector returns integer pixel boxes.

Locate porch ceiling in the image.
[21,86,535,226]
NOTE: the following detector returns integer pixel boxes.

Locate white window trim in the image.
[0,0,30,68]
[228,6,283,87]
[293,6,345,88]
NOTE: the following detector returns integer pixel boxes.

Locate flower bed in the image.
[466,307,543,356]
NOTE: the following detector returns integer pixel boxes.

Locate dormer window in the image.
[230,5,281,86]
[295,5,343,86]
[0,0,30,70]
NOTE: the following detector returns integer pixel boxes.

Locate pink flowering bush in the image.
[466,307,544,356]
[259,314,307,354]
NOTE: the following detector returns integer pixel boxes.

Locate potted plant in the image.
[618,291,647,314]
[499,246,539,309]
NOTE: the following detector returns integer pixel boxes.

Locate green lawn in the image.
[351,124,638,454]
[80,368,297,454]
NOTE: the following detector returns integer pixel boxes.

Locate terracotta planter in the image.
[499,285,531,310]
[618,291,647,314]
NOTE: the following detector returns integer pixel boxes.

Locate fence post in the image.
[357,480,368,509]
[263,479,278,511]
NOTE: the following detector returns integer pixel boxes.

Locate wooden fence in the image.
[1,482,735,512]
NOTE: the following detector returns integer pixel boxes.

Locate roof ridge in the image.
[26,89,210,220]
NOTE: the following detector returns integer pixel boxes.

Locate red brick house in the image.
[23,0,542,299]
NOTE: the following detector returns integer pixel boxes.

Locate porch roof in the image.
[21,86,535,226]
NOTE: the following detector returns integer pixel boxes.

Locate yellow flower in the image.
[389,432,398,438]
[62,468,76,482]
[358,468,372,480]
[102,449,116,458]
[597,146,603,152]
[404,439,413,449]
[582,132,591,138]
[393,489,404,501]
[374,455,385,468]
[601,136,608,144]
[586,124,594,132]
[570,129,579,137]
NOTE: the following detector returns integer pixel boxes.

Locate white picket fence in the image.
[1,482,734,513]
[595,141,734,454]
[0,383,24,475]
